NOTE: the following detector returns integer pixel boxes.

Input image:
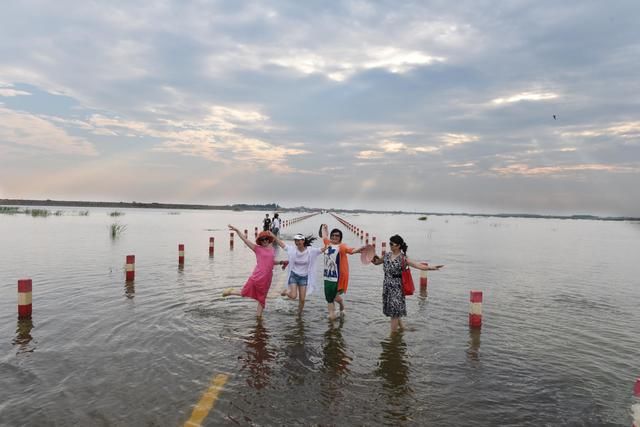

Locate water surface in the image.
[1,208,639,425]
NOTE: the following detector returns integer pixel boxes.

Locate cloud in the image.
[559,121,640,141]
[0,107,97,156]
[440,133,479,146]
[491,163,639,177]
[491,91,559,105]
[1,1,640,215]
[0,88,31,97]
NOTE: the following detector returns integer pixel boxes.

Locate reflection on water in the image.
[375,333,414,422]
[322,318,351,377]
[124,280,135,299]
[467,329,481,363]
[240,319,274,390]
[320,318,352,407]
[282,317,312,385]
[419,286,428,299]
[12,318,35,354]
[1,210,639,425]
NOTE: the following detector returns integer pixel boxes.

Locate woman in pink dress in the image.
[223,225,287,317]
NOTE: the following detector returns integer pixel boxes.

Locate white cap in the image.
[293,233,305,240]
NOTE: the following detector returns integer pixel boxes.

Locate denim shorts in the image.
[288,270,308,286]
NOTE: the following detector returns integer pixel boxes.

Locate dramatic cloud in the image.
[1,1,639,215]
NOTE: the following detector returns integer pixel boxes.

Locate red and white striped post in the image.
[209,237,215,256]
[469,291,483,328]
[372,236,376,248]
[254,227,258,238]
[381,241,386,256]
[419,269,428,291]
[244,229,248,238]
[178,244,185,265]
[230,232,234,249]
[365,233,369,245]
[632,377,640,427]
[18,279,32,319]
[126,255,135,281]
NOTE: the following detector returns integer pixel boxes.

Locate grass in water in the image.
[26,209,50,217]
[110,223,127,239]
[109,211,125,217]
[78,210,90,216]
[0,207,21,214]
[418,216,428,221]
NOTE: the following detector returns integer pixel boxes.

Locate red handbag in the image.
[401,256,415,296]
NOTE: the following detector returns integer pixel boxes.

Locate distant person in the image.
[262,213,272,232]
[277,233,326,315]
[222,225,287,318]
[320,223,365,320]
[271,213,281,236]
[370,234,444,333]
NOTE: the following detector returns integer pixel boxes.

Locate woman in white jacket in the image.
[277,233,325,315]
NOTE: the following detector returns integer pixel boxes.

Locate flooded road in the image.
[1,208,639,425]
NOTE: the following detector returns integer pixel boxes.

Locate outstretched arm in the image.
[406,257,444,271]
[371,254,383,265]
[228,224,256,250]
[350,245,366,254]
[271,230,286,249]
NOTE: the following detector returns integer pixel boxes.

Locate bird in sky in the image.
[553,114,557,120]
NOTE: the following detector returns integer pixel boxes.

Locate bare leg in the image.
[335,294,345,314]
[390,317,401,333]
[287,285,299,300]
[327,302,336,320]
[222,288,242,297]
[281,284,298,299]
[297,285,307,314]
[256,303,264,318]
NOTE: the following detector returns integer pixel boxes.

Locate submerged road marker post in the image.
[254,227,258,238]
[244,229,248,238]
[126,255,135,281]
[419,269,428,293]
[178,244,185,265]
[632,377,640,427]
[18,279,32,319]
[381,241,386,256]
[230,232,234,250]
[469,290,483,328]
[209,237,214,256]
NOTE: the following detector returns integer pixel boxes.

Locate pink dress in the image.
[241,245,276,307]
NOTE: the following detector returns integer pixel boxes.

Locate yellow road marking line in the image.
[184,373,229,427]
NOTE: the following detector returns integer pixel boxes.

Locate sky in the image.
[1,1,639,216]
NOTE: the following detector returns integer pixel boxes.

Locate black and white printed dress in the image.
[382,252,406,318]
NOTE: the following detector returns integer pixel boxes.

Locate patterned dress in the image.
[382,252,406,318]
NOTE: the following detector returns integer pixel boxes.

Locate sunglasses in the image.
[389,242,399,246]
[330,234,341,238]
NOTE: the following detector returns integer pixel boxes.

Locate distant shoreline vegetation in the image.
[1,198,638,222]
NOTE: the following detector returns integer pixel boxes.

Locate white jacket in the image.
[284,245,322,296]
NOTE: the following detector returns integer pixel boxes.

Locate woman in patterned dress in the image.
[371,235,443,333]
